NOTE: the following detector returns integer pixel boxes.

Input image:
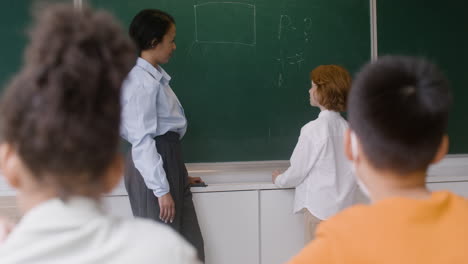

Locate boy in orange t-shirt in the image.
[288,56,468,264]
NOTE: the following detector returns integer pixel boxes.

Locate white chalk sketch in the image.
[278,72,283,87]
[194,2,256,46]
[304,17,312,43]
[276,52,305,68]
[278,15,297,40]
[275,51,305,88]
[287,52,305,66]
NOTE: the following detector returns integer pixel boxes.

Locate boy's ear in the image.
[0,143,21,189]
[102,154,124,193]
[344,129,354,162]
[431,135,449,165]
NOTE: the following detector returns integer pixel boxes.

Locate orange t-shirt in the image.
[289,191,468,264]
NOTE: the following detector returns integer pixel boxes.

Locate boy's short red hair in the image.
[310,65,351,112]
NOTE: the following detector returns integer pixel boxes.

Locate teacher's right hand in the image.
[159,193,175,224]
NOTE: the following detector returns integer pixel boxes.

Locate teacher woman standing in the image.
[121,9,204,261]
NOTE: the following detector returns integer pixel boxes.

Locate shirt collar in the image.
[14,197,104,232]
[318,109,341,118]
[136,57,172,83]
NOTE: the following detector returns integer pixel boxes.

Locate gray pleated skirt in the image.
[124,131,205,261]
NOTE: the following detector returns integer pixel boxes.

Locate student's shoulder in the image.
[318,204,383,235]
[299,118,335,140]
[118,218,199,262]
[123,218,187,245]
[439,191,468,213]
[300,119,323,135]
[444,191,468,202]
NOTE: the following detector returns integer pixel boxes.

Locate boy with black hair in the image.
[289,56,468,264]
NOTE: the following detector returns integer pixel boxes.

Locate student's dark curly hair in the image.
[0,4,136,198]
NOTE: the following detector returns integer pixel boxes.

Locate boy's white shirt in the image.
[0,197,201,264]
[275,110,359,220]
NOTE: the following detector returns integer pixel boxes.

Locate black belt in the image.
[155,131,180,142]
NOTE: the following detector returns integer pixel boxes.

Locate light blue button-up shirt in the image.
[121,58,187,198]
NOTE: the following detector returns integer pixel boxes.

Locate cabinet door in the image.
[193,191,259,264]
[259,189,304,264]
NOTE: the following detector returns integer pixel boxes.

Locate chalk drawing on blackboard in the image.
[194,2,256,46]
[304,17,312,43]
[287,53,305,67]
[278,72,283,87]
[278,15,296,40]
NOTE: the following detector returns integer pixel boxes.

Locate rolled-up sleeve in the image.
[121,83,169,198]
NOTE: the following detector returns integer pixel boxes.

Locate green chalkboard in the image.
[91,0,371,162]
[378,0,468,153]
[0,0,70,92]
[0,1,32,87]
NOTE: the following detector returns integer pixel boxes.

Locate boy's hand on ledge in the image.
[272,169,282,184]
